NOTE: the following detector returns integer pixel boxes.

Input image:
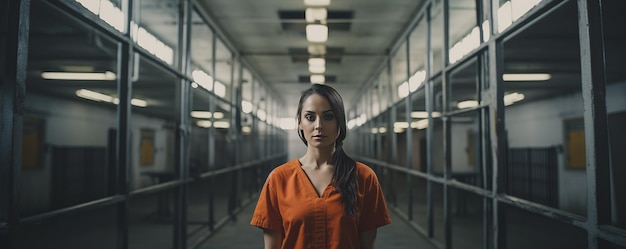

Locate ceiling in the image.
[195,0,427,115]
[23,0,626,126]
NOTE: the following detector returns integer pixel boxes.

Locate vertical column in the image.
[174,0,192,247]
[0,1,30,249]
[425,3,434,238]
[488,0,507,248]
[442,0,452,248]
[577,0,611,248]
[404,35,414,221]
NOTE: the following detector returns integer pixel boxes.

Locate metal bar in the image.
[0,1,29,248]
[425,2,435,239]
[174,0,192,247]
[405,35,414,221]
[577,0,611,248]
[442,0,452,247]
[20,196,124,225]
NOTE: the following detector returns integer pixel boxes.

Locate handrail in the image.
[18,154,286,226]
[356,155,598,234]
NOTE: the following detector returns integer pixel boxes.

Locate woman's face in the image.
[299,93,339,149]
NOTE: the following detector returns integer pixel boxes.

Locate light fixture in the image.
[503,73,551,81]
[42,71,116,81]
[504,92,525,106]
[190,111,224,119]
[457,100,479,109]
[308,58,325,66]
[309,64,326,74]
[306,8,327,23]
[76,89,115,102]
[411,111,441,118]
[310,75,325,84]
[241,100,253,114]
[306,24,328,42]
[304,0,330,6]
[76,89,147,107]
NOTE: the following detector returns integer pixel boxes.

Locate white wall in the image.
[505,81,626,215]
[22,93,174,213]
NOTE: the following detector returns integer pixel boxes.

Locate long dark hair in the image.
[297,84,358,216]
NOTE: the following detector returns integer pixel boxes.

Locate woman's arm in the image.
[359,229,378,249]
[263,229,283,249]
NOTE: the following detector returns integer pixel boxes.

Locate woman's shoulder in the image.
[267,158,300,178]
[355,161,378,178]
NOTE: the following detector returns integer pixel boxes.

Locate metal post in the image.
[0,1,29,248]
[174,0,191,247]
[405,35,414,221]
[442,0,452,248]
[488,0,507,247]
[577,0,611,248]
[425,2,435,239]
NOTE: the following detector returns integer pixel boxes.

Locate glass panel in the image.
[503,1,584,215]
[132,0,179,66]
[189,9,214,95]
[214,98,234,169]
[448,0,478,64]
[187,180,210,244]
[391,41,408,101]
[411,176,430,231]
[600,239,626,249]
[409,18,428,94]
[430,0,445,74]
[449,59,478,112]
[432,182,445,244]
[215,38,232,101]
[497,0,544,34]
[190,87,211,174]
[20,206,117,249]
[450,110,482,187]
[431,78,445,175]
[131,56,179,190]
[505,205,587,249]
[410,89,428,172]
[602,0,626,230]
[73,0,126,33]
[129,191,174,249]
[378,68,391,110]
[22,1,119,216]
[451,190,484,249]
[394,101,409,168]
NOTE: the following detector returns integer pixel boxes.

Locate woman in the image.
[250,84,391,249]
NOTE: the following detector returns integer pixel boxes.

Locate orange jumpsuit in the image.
[250,159,391,249]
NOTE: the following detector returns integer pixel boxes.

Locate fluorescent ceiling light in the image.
[242,126,252,133]
[457,100,479,109]
[241,100,253,114]
[306,8,327,23]
[42,71,116,81]
[191,111,224,119]
[76,89,147,107]
[76,89,115,102]
[411,111,441,119]
[309,65,325,74]
[306,24,328,42]
[257,109,267,121]
[503,73,551,81]
[504,92,525,106]
[304,0,330,6]
[308,58,325,66]
[130,99,148,107]
[310,75,325,84]
[196,120,230,129]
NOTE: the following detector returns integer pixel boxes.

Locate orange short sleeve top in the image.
[250,159,391,249]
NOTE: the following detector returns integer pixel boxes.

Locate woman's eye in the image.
[323,114,334,120]
[305,115,315,121]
